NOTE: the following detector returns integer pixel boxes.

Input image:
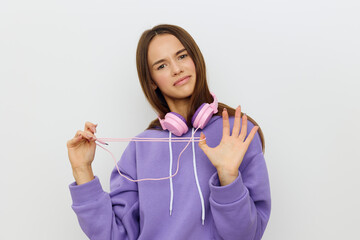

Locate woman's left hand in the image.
[198,105,259,186]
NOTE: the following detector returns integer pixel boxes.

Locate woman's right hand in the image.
[67,121,98,184]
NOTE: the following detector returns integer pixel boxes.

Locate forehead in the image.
[148,34,185,62]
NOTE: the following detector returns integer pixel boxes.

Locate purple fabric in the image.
[192,103,206,124]
[69,116,271,240]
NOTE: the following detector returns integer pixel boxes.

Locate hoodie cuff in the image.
[69,176,104,205]
[209,171,247,204]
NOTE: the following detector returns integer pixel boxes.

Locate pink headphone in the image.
[158,92,218,136]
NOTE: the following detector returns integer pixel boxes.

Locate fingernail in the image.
[223,108,227,112]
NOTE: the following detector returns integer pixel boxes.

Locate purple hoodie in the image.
[69,115,271,240]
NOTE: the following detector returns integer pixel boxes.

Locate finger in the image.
[238,113,248,141]
[198,132,210,154]
[231,105,241,137]
[244,126,259,146]
[222,108,230,137]
[85,121,97,134]
[74,130,97,142]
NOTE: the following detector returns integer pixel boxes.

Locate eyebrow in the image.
[151,48,187,68]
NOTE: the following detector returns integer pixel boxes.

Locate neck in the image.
[165,96,191,120]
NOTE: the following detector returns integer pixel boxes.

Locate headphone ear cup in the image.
[192,103,214,129]
[161,112,188,136]
[159,93,218,134]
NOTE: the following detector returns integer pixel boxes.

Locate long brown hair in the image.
[136,24,265,153]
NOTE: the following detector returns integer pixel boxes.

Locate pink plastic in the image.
[159,113,188,136]
[158,92,218,136]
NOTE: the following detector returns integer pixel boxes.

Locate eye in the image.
[157,64,165,70]
[179,54,188,59]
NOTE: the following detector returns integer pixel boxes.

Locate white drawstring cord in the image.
[169,131,174,216]
[192,128,205,225]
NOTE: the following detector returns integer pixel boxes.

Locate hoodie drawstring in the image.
[169,131,174,216]
[168,128,205,225]
[192,128,205,225]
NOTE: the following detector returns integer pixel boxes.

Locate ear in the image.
[151,81,158,90]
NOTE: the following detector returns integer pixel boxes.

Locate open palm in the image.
[199,106,259,186]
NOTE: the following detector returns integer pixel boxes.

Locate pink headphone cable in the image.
[94,127,204,182]
[97,137,202,143]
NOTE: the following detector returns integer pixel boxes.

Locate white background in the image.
[1,0,359,239]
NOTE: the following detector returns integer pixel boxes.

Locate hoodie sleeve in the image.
[208,126,271,240]
[69,141,139,240]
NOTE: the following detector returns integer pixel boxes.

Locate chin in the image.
[177,85,195,98]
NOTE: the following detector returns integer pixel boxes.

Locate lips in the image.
[173,76,191,86]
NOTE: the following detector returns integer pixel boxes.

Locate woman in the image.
[67,24,271,240]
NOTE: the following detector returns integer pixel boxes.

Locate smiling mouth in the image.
[174,76,191,86]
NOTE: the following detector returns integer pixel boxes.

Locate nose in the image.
[171,61,183,76]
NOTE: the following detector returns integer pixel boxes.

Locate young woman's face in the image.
[148,34,196,102]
